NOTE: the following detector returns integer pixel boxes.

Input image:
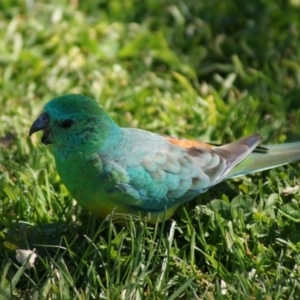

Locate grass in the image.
[1,0,300,298]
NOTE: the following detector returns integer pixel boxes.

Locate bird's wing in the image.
[165,133,262,184]
[105,130,262,212]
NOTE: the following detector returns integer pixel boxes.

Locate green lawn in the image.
[1,0,300,298]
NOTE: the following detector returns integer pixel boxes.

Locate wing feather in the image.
[105,129,262,211]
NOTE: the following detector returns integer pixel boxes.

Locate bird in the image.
[29,94,300,223]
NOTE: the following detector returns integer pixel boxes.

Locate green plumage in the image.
[29,94,300,222]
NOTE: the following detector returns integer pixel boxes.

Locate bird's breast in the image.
[53,149,135,215]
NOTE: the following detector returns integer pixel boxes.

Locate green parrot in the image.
[29,94,300,222]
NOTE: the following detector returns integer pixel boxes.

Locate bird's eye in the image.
[60,119,74,129]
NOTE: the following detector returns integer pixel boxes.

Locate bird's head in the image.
[29,94,120,153]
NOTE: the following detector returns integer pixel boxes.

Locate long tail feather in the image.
[227,141,300,178]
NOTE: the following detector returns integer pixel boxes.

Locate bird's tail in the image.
[227,141,300,178]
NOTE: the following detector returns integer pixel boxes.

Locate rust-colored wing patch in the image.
[165,137,213,149]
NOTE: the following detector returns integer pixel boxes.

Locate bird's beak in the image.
[29,113,51,144]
